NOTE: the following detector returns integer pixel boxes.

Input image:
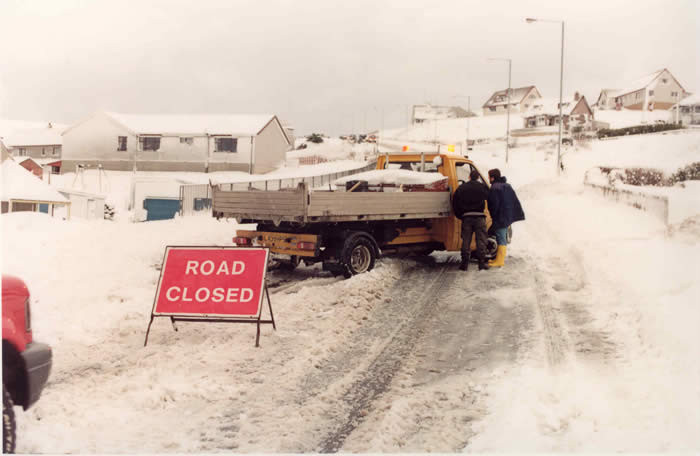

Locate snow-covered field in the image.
[2,127,699,452]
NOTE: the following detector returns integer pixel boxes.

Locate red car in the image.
[2,275,52,453]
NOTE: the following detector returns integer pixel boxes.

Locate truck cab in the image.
[374,152,492,254]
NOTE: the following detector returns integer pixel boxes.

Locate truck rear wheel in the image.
[3,383,16,454]
[341,233,377,278]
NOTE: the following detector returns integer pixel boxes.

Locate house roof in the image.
[2,126,64,147]
[20,157,60,166]
[674,93,700,107]
[483,86,539,107]
[611,68,686,99]
[524,96,591,117]
[103,111,279,137]
[1,159,68,203]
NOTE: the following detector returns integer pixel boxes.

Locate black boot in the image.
[459,255,469,271]
[478,260,490,270]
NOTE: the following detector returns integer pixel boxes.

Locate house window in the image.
[215,137,237,153]
[648,90,654,96]
[489,107,496,112]
[41,147,46,156]
[671,91,678,97]
[662,78,668,84]
[139,136,160,151]
[117,136,127,151]
[53,147,59,156]
[18,148,26,156]
[180,137,193,145]
[51,165,60,174]
[695,106,700,113]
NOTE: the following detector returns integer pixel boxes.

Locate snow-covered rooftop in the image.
[1,159,69,203]
[2,127,64,147]
[104,111,277,136]
[524,96,579,117]
[484,86,538,107]
[677,93,700,106]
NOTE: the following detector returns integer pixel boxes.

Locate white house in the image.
[593,68,689,111]
[522,93,594,131]
[3,123,64,160]
[61,111,292,174]
[482,86,542,116]
[672,93,700,125]
[411,104,473,125]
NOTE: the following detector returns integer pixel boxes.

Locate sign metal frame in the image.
[143,246,276,347]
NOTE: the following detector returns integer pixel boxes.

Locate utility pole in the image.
[487,58,513,163]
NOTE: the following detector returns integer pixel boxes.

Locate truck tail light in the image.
[233,236,251,246]
[296,242,315,251]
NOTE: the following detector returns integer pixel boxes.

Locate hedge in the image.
[597,123,684,139]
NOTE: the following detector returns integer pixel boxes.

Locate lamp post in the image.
[526,17,565,175]
[487,58,512,163]
[452,95,472,155]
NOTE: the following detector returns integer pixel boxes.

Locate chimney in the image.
[574,92,580,101]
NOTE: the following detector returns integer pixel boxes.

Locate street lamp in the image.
[526,17,565,175]
[487,58,512,163]
[452,95,472,155]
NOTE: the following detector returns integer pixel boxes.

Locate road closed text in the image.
[165,286,253,303]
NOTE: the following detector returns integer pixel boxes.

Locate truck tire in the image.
[340,233,377,278]
[485,236,498,259]
[3,383,16,454]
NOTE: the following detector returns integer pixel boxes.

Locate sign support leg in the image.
[144,315,155,347]
[265,284,276,330]
[255,317,261,348]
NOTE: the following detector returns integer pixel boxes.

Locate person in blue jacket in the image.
[487,168,525,267]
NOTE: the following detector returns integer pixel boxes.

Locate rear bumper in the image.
[20,342,52,409]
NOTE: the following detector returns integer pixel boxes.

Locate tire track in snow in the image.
[313,258,457,453]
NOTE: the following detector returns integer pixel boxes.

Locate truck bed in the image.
[213,183,451,223]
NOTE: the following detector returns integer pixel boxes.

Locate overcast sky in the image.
[0,0,697,136]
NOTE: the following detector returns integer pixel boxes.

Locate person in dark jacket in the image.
[487,168,525,268]
[452,169,490,271]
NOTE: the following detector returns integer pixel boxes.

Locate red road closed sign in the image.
[152,246,270,319]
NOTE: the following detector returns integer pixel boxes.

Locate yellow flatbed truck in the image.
[212,153,497,277]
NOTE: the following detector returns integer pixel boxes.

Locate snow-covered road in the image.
[3,133,699,452]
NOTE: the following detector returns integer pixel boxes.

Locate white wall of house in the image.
[646,71,685,109]
[58,190,105,220]
[9,145,61,159]
[249,118,288,173]
[62,112,291,173]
